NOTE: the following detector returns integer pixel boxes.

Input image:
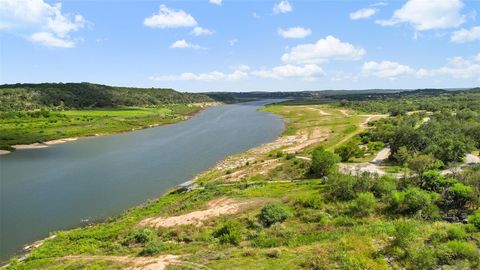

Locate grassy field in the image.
[0,105,203,150]
[5,104,479,269]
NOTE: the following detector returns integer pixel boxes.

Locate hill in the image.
[0,83,213,111]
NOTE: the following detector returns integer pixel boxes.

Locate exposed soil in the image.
[138,198,256,228]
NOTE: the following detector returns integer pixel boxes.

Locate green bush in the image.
[335,141,364,162]
[213,221,242,245]
[350,192,377,217]
[389,188,437,216]
[133,228,156,244]
[372,175,397,198]
[391,222,417,250]
[259,203,291,227]
[468,210,480,230]
[140,241,165,256]
[294,194,323,209]
[443,241,478,261]
[447,225,467,240]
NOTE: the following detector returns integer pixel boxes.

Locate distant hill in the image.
[205,88,479,104]
[0,83,213,111]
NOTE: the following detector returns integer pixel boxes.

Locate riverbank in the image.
[0,102,221,155]
[3,104,372,269]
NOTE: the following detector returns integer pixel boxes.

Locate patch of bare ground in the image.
[62,255,182,270]
[222,158,282,181]
[138,198,257,228]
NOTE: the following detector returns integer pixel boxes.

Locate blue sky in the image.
[1,0,479,92]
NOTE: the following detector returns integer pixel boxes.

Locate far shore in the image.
[0,102,221,156]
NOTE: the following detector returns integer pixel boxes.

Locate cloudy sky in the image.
[0,0,479,91]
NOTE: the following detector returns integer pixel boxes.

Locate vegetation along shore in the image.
[0,83,217,153]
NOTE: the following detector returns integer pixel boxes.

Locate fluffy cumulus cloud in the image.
[362,53,480,80]
[252,64,325,80]
[362,61,416,79]
[169,39,202,49]
[144,5,197,28]
[349,8,377,20]
[376,0,465,31]
[149,66,249,82]
[281,35,366,64]
[451,26,480,43]
[190,26,214,36]
[435,54,480,79]
[0,0,87,48]
[273,0,292,14]
[209,0,223,5]
[277,27,311,39]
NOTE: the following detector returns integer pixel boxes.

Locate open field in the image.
[0,105,206,150]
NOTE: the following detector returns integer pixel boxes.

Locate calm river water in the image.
[0,100,284,261]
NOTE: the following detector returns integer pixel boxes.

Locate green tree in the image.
[310,147,340,177]
[335,141,364,162]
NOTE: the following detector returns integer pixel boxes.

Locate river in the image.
[0,100,284,261]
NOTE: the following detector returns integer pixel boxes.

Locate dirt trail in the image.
[63,255,181,270]
[339,147,390,176]
[138,198,255,228]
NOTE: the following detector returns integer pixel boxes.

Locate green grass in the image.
[0,105,201,149]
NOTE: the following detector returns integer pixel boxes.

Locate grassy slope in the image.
[6,104,478,269]
[0,105,203,149]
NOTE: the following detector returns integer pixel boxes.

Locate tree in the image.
[310,147,340,177]
[259,203,291,227]
[407,154,443,176]
[335,141,363,162]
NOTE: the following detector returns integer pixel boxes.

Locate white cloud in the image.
[169,39,202,49]
[191,26,214,36]
[209,0,223,5]
[435,55,480,79]
[228,39,238,46]
[0,0,87,48]
[278,27,311,39]
[362,53,480,80]
[451,26,480,43]
[281,35,366,64]
[371,2,388,7]
[144,5,197,28]
[273,0,292,14]
[30,31,75,48]
[252,12,260,19]
[350,8,377,20]
[149,66,249,82]
[362,61,415,79]
[376,0,465,31]
[252,64,325,80]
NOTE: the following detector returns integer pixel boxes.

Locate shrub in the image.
[266,248,282,258]
[443,241,478,261]
[350,192,377,217]
[420,170,457,192]
[259,203,291,227]
[397,188,436,215]
[443,183,474,210]
[213,221,242,245]
[372,175,397,198]
[468,210,480,230]
[140,241,165,256]
[447,225,467,240]
[294,194,323,209]
[310,147,340,177]
[133,228,156,244]
[328,174,373,201]
[391,222,417,250]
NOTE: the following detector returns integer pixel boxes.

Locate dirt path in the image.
[339,147,390,176]
[465,154,480,164]
[138,198,256,228]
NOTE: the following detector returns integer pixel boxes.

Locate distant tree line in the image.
[0,83,213,111]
